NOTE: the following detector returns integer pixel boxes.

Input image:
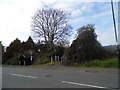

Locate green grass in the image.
[71,57,118,68]
[3,56,118,68]
[32,62,54,66]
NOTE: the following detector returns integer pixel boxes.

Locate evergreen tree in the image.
[6,38,21,58]
[25,36,34,50]
[20,36,35,52]
[64,24,107,64]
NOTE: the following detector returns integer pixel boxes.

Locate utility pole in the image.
[118,1,120,69]
[111,0,120,68]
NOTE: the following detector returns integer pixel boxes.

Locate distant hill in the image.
[103,45,117,52]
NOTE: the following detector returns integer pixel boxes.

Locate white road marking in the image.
[27,76,37,79]
[62,81,108,89]
[10,73,37,79]
[10,73,27,77]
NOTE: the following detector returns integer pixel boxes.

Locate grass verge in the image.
[70,57,118,68]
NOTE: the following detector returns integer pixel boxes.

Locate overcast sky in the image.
[0,0,119,47]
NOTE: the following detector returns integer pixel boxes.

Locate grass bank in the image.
[70,57,118,68]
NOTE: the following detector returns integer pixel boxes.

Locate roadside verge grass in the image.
[71,57,118,68]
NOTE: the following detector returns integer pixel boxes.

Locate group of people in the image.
[18,54,33,66]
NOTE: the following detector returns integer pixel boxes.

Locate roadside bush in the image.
[62,24,110,65]
[34,53,51,64]
[4,56,18,65]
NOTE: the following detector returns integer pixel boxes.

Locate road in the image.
[2,66,118,89]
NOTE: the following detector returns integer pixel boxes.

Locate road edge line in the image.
[62,81,108,89]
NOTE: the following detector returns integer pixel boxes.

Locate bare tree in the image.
[31,8,72,51]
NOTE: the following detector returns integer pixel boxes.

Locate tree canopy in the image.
[6,38,21,57]
[64,24,108,65]
[31,8,72,51]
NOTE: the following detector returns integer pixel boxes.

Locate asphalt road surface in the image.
[2,66,118,89]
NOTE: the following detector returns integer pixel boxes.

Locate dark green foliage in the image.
[20,36,35,52]
[63,24,108,65]
[25,36,34,50]
[54,45,65,57]
[4,56,19,65]
[1,43,5,63]
[6,38,21,58]
[34,44,48,54]
[3,37,35,65]
[34,53,51,64]
[34,45,65,64]
[3,35,66,65]
[4,37,34,60]
[3,38,21,64]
